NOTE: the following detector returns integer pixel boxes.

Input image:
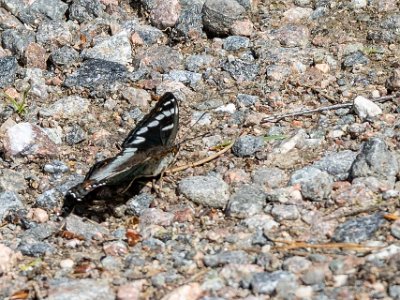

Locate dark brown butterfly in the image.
[64,92,179,211]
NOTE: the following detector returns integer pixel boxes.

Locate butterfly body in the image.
[66,92,179,202]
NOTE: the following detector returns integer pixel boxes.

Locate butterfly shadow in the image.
[62,177,155,220]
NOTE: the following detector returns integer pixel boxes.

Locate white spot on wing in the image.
[130,136,146,144]
[163,108,175,117]
[155,114,165,121]
[163,100,172,106]
[148,120,159,127]
[161,123,174,131]
[136,127,148,135]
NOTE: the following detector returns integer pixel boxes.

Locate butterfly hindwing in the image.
[66,92,179,202]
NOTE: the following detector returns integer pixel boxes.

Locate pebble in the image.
[271,204,299,221]
[161,283,202,300]
[251,271,296,295]
[149,0,181,30]
[222,58,260,81]
[351,137,399,181]
[353,95,383,121]
[139,208,175,227]
[226,184,266,218]
[0,169,27,193]
[65,214,109,241]
[125,193,154,216]
[252,167,288,188]
[301,267,326,285]
[282,256,312,274]
[223,36,250,51]
[3,122,58,158]
[332,213,386,243]
[0,56,17,87]
[134,45,183,73]
[178,175,230,208]
[69,0,103,23]
[117,281,145,300]
[343,51,369,67]
[18,241,54,257]
[232,135,264,157]
[0,243,19,273]
[313,150,357,181]
[65,124,87,145]
[59,259,74,270]
[185,54,215,72]
[27,208,49,223]
[203,250,250,267]
[50,45,79,66]
[237,93,258,106]
[0,191,23,221]
[289,167,333,201]
[202,0,246,36]
[242,214,279,230]
[366,244,400,261]
[64,59,127,89]
[40,96,90,118]
[391,220,400,239]
[82,31,132,65]
[47,279,115,300]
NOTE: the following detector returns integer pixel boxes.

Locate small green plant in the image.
[263,134,288,142]
[3,86,30,116]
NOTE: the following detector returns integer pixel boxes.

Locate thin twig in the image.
[261,93,400,123]
[166,141,234,174]
[272,240,383,252]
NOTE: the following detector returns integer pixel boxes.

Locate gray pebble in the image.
[232,135,264,157]
[65,124,87,145]
[18,240,54,257]
[0,56,17,88]
[313,150,357,181]
[237,93,258,107]
[125,193,155,216]
[64,59,127,89]
[224,36,250,51]
[351,137,399,181]
[0,169,27,193]
[50,46,79,66]
[251,271,296,295]
[222,58,260,81]
[289,167,333,201]
[0,191,23,221]
[343,51,369,67]
[252,167,287,188]
[69,0,103,23]
[226,184,266,218]
[271,204,299,221]
[332,213,386,243]
[47,279,115,300]
[204,250,250,267]
[178,175,230,208]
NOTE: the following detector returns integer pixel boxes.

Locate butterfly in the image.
[64,92,179,209]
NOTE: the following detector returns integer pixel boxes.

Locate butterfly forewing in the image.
[122,92,179,149]
[66,93,179,202]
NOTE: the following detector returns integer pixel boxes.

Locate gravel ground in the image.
[1,0,400,299]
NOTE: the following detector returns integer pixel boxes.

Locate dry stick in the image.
[261,93,400,123]
[166,141,234,174]
[272,240,383,252]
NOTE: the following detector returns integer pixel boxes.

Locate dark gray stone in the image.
[50,46,79,66]
[178,175,230,208]
[126,193,155,216]
[173,0,203,40]
[224,36,250,51]
[251,271,296,295]
[0,191,23,221]
[343,51,369,68]
[22,223,57,241]
[232,135,264,157]
[222,58,260,81]
[203,250,250,267]
[226,184,266,218]
[64,59,127,89]
[0,56,17,88]
[36,20,71,46]
[202,0,246,36]
[69,0,104,23]
[18,0,68,25]
[332,213,386,243]
[289,167,333,201]
[65,124,87,145]
[18,241,54,257]
[313,150,358,181]
[351,138,399,181]
[1,29,35,58]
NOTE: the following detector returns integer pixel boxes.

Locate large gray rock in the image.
[226,184,266,218]
[0,191,23,221]
[313,150,358,181]
[351,138,399,181]
[178,175,230,208]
